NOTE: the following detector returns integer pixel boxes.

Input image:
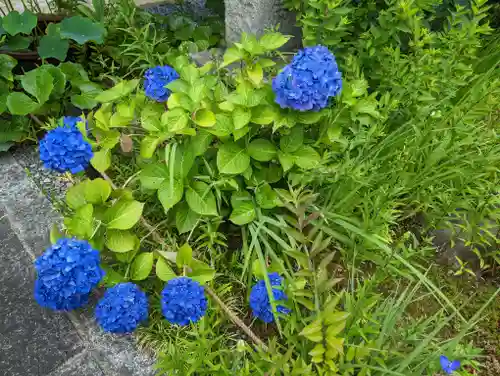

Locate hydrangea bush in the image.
[249,273,290,323]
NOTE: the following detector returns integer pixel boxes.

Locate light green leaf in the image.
[251,105,277,125]
[175,202,200,234]
[259,32,291,51]
[277,151,295,172]
[172,143,196,178]
[0,54,17,81]
[95,79,139,103]
[247,63,263,86]
[156,257,177,281]
[294,145,321,170]
[233,126,250,141]
[105,229,138,253]
[141,102,163,132]
[162,108,189,132]
[66,182,88,209]
[221,46,244,68]
[207,113,234,137]
[2,10,37,36]
[280,126,303,153]
[188,130,213,156]
[37,35,69,61]
[66,203,93,239]
[139,163,169,190]
[298,111,324,124]
[193,109,216,127]
[21,68,54,104]
[90,149,111,173]
[188,259,216,284]
[248,139,276,162]
[59,16,106,44]
[39,65,66,96]
[84,178,111,204]
[6,92,39,115]
[255,183,280,209]
[157,179,184,211]
[176,243,193,268]
[105,199,144,230]
[229,191,256,225]
[232,106,251,130]
[217,142,251,174]
[166,79,189,94]
[167,92,193,112]
[130,252,154,281]
[186,181,218,216]
[140,136,162,159]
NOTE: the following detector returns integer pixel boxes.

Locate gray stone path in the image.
[0,152,156,376]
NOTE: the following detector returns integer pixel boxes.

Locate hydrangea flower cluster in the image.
[34,238,104,311]
[39,117,93,174]
[95,283,149,333]
[249,272,290,323]
[272,45,342,112]
[144,65,180,102]
[161,277,208,325]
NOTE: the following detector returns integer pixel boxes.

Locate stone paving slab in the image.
[0,152,156,376]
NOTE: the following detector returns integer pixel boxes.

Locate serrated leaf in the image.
[221,46,244,67]
[163,107,189,132]
[248,138,276,162]
[175,202,200,234]
[130,252,154,280]
[277,151,295,172]
[294,145,320,170]
[259,32,290,51]
[156,257,177,281]
[251,105,276,125]
[176,243,193,267]
[66,182,88,209]
[232,106,251,130]
[229,190,255,225]
[59,16,106,44]
[300,319,323,342]
[167,92,193,111]
[255,183,280,209]
[247,63,263,86]
[207,113,234,137]
[324,312,350,325]
[188,130,213,156]
[95,79,139,103]
[105,229,138,253]
[193,108,216,127]
[139,163,169,190]
[217,142,250,174]
[280,126,303,153]
[90,149,111,173]
[157,179,184,211]
[186,181,218,216]
[188,259,215,284]
[105,199,144,230]
[84,178,111,204]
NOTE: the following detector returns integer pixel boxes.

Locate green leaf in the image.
[277,151,295,172]
[0,54,17,81]
[21,68,54,104]
[247,63,263,86]
[66,182,88,209]
[141,102,163,132]
[2,35,31,51]
[217,142,251,174]
[188,130,213,156]
[259,32,290,51]
[251,105,277,125]
[95,79,139,103]
[248,139,276,162]
[105,229,138,253]
[233,126,249,141]
[232,106,251,130]
[255,183,280,209]
[221,46,244,68]
[166,79,189,94]
[241,33,263,55]
[172,143,196,178]
[105,199,144,230]
[229,191,256,225]
[162,107,189,132]
[50,224,64,244]
[175,202,200,234]
[298,111,324,124]
[130,252,154,281]
[294,145,321,170]
[167,92,193,112]
[158,179,184,211]
[156,257,177,281]
[186,181,218,216]
[280,126,303,153]
[2,10,37,36]
[90,149,111,173]
[39,65,66,96]
[176,243,193,268]
[193,109,216,127]
[139,163,168,190]
[95,129,120,149]
[140,136,162,159]
[84,178,111,204]
[6,92,39,115]
[71,92,98,109]
[59,16,106,44]
[207,113,234,137]
[38,35,69,61]
[66,203,93,238]
[188,259,215,284]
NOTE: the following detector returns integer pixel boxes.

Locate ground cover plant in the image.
[1,0,499,375]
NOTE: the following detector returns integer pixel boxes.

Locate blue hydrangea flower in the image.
[39,119,93,174]
[161,277,207,325]
[62,116,83,128]
[249,272,290,323]
[272,45,342,112]
[144,65,180,102]
[34,238,104,311]
[95,283,149,333]
[440,355,460,375]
